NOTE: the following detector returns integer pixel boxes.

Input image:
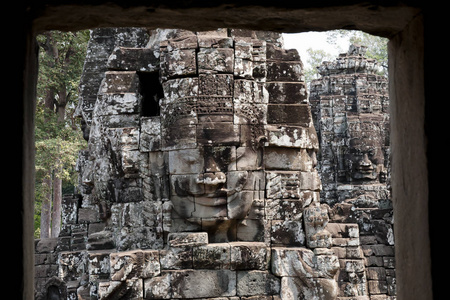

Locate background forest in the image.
[34,30,90,238]
[34,29,387,239]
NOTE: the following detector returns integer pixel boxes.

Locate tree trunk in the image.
[50,89,66,238]
[51,169,62,238]
[40,175,52,239]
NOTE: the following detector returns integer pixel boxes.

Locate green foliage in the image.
[327,30,388,76]
[304,48,334,83]
[303,30,388,82]
[36,30,91,101]
[34,106,86,181]
[34,30,90,238]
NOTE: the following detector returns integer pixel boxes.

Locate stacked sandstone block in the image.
[34,29,395,300]
[309,45,395,299]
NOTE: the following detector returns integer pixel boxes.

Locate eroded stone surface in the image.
[35,30,395,300]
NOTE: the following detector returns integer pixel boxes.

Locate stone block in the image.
[266,61,303,82]
[198,48,234,74]
[199,73,233,96]
[36,238,59,253]
[86,230,115,251]
[246,198,265,219]
[270,219,305,246]
[161,123,197,150]
[266,43,300,61]
[57,234,71,250]
[236,147,262,171]
[88,251,111,280]
[280,276,338,300]
[202,146,237,172]
[237,270,280,296]
[264,148,302,171]
[169,194,196,220]
[173,269,236,298]
[144,271,172,299]
[146,270,237,299]
[160,49,197,80]
[99,114,140,128]
[266,82,307,104]
[253,61,267,79]
[346,246,365,259]
[265,199,303,220]
[168,148,203,174]
[234,80,268,104]
[164,34,198,50]
[267,104,311,126]
[326,223,360,239]
[59,251,88,282]
[160,247,193,270]
[78,207,100,223]
[107,46,160,72]
[198,35,233,48]
[234,103,267,125]
[236,219,268,242]
[234,57,253,79]
[167,232,208,247]
[163,77,199,100]
[366,255,384,267]
[271,247,315,277]
[368,280,388,294]
[35,264,58,278]
[98,279,143,300]
[266,172,320,202]
[35,253,54,265]
[62,195,80,225]
[121,150,146,178]
[299,170,322,191]
[230,242,269,270]
[196,95,234,121]
[110,249,160,281]
[197,122,240,145]
[304,204,332,248]
[367,267,387,281]
[342,259,366,274]
[193,243,231,269]
[115,226,164,251]
[100,71,139,94]
[361,244,395,257]
[234,40,253,60]
[140,117,161,152]
[265,125,319,150]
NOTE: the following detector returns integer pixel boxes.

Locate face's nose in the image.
[196,172,226,185]
[357,153,374,171]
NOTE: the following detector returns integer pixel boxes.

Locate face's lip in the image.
[356,166,374,173]
[174,179,241,206]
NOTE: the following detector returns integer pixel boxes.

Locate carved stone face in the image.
[142,30,318,243]
[156,71,267,241]
[344,115,386,182]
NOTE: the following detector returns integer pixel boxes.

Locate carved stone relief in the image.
[34,29,395,300]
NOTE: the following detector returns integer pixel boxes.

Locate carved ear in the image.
[256,135,267,146]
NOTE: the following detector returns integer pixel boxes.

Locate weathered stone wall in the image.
[35,29,395,300]
[309,45,395,298]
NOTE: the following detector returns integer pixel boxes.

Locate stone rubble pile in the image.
[34,28,395,300]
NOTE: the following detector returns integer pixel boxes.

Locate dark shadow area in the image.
[138,71,163,117]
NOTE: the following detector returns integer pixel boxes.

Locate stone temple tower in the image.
[309,44,395,297]
[34,30,396,300]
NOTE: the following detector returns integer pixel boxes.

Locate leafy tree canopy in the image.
[303,30,388,83]
[34,30,90,238]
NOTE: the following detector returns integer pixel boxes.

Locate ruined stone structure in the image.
[34,28,395,300]
[309,45,395,297]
